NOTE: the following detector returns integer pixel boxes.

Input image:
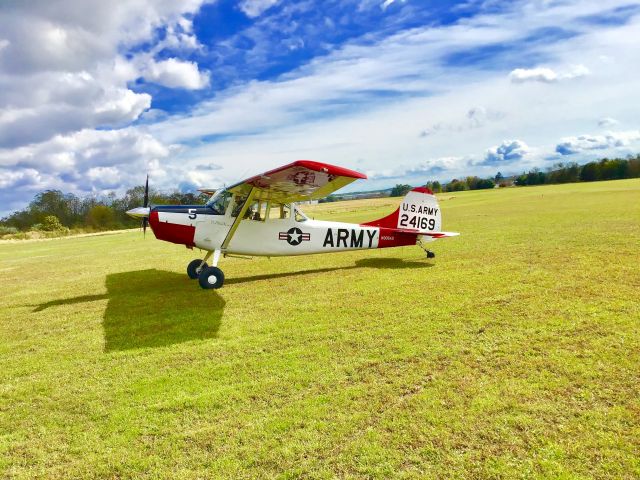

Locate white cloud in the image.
[483,140,530,165]
[420,107,504,137]
[142,58,210,90]
[0,168,44,190]
[562,64,590,80]
[239,0,281,18]
[0,1,208,149]
[367,156,467,180]
[86,166,121,189]
[0,74,151,148]
[0,128,171,176]
[381,0,396,10]
[509,64,590,83]
[148,18,202,54]
[555,130,640,155]
[598,117,619,128]
[509,67,558,83]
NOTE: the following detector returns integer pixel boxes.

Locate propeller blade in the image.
[142,217,148,238]
[143,174,149,208]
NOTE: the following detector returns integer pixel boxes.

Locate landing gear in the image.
[198,266,225,289]
[417,238,436,259]
[187,259,208,279]
[189,249,224,289]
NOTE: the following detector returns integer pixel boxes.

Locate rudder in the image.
[363,187,441,234]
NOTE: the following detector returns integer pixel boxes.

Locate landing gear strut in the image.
[417,239,436,259]
[188,250,225,289]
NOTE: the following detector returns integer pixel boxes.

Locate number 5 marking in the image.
[188,208,197,220]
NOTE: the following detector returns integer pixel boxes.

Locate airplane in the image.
[126,160,459,289]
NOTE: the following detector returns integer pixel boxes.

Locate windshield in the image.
[294,204,308,222]
[206,189,232,215]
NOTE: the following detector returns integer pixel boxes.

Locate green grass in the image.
[1,179,639,479]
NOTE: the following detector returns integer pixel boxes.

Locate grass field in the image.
[1,179,639,479]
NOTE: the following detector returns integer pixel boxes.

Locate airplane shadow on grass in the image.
[32,257,431,352]
[33,269,225,352]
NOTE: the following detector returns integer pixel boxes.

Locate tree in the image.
[514,174,528,186]
[526,169,546,185]
[628,156,640,178]
[86,205,116,230]
[463,176,494,190]
[579,161,599,182]
[41,215,65,231]
[474,178,495,189]
[425,180,442,193]
[390,184,412,197]
[29,190,73,225]
[495,172,504,182]
[445,179,468,192]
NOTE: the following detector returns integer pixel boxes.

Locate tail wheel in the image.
[198,266,225,289]
[187,259,208,279]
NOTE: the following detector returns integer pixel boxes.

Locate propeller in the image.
[142,174,149,237]
[125,175,151,236]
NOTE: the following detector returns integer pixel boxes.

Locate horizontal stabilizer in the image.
[420,231,460,238]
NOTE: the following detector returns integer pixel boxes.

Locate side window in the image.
[231,195,247,218]
[258,202,268,221]
[244,201,267,221]
[268,204,290,219]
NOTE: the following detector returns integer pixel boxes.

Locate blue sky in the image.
[1,0,640,216]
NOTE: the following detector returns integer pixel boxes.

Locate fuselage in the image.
[148,204,421,256]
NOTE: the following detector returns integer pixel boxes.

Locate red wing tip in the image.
[292,160,367,179]
[411,186,433,194]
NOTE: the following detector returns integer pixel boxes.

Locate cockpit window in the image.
[206,189,232,215]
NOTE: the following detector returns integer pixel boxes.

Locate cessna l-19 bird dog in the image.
[127,161,459,289]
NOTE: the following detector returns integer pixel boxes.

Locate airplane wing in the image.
[226,160,367,203]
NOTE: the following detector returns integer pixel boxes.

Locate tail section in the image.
[398,187,442,233]
[362,187,458,247]
[363,187,442,231]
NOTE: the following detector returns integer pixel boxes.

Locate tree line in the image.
[389,155,640,196]
[512,156,640,186]
[0,186,207,237]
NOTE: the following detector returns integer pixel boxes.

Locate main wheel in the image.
[198,266,225,289]
[187,259,208,279]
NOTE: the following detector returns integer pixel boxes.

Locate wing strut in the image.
[221,187,256,251]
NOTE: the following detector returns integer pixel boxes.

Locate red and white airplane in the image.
[127,160,458,289]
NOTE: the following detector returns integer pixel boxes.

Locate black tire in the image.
[426,251,436,259]
[198,266,225,289]
[187,259,208,279]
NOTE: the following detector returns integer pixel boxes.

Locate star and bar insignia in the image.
[279,227,311,246]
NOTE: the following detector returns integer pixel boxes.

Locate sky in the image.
[1,0,639,216]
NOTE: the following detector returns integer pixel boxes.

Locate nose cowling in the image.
[126,207,150,219]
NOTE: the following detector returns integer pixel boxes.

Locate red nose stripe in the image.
[149,211,196,246]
